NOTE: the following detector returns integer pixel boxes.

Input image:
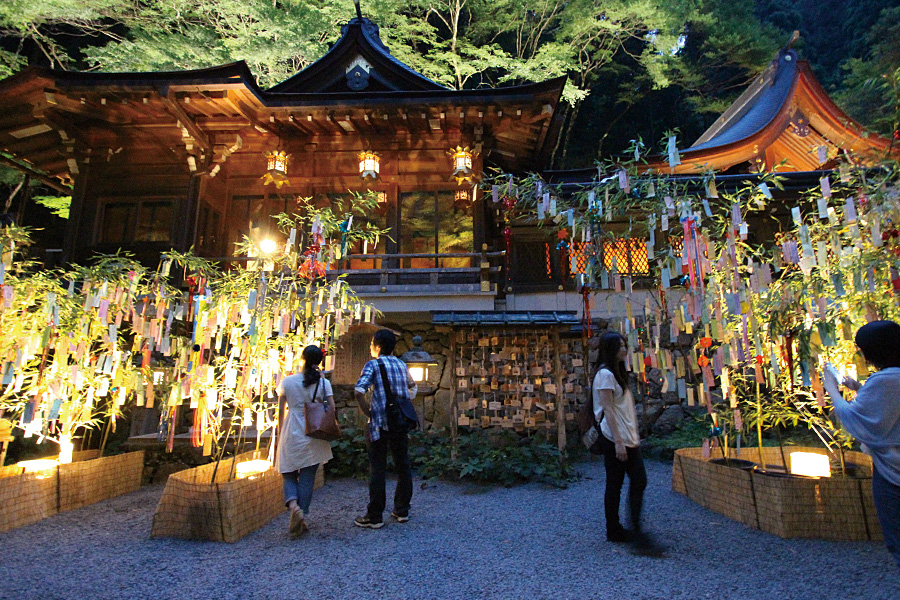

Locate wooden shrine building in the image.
[0,16,566,314]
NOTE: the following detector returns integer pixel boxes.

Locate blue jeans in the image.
[282,464,319,513]
[873,466,900,570]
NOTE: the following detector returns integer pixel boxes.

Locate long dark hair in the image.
[302,345,324,387]
[593,331,628,390]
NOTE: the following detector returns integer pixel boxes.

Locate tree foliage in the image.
[0,0,896,164]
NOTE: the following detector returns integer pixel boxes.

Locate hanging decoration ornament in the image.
[359,150,380,180]
[339,216,353,259]
[261,149,290,188]
[298,217,326,280]
[448,145,479,185]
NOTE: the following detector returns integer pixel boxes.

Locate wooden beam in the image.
[42,90,132,125]
[286,114,317,137]
[0,153,72,194]
[220,93,276,136]
[163,92,211,151]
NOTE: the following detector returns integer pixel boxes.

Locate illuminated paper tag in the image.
[667,136,681,167]
[844,198,857,223]
[817,197,828,220]
[820,176,831,198]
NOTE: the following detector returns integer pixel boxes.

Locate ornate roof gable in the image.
[650,48,897,173]
[268,18,447,94]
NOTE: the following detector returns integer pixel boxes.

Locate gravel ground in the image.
[1,458,897,600]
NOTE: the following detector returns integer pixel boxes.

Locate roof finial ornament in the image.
[354,0,363,20]
[784,30,800,51]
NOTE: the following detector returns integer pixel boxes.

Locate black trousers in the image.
[366,429,413,518]
[600,434,647,534]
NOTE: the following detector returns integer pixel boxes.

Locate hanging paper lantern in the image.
[359,150,380,180]
[455,189,470,203]
[448,146,479,184]
[261,149,290,188]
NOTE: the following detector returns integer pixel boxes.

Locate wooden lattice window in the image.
[602,237,649,275]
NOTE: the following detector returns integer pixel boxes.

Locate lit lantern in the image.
[261,149,290,188]
[18,458,59,478]
[359,150,380,180]
[235,459,272,480]
[455,189,470,203]
[448,145,479,184]
[259,239,278,255]
[376,191,388,204]
[789,452,831,478]
[400,336,439,388]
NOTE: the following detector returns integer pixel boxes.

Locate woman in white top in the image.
[592,331,657,553]
[276,345,333,537]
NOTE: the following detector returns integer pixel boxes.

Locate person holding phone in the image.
[823,320,900,569]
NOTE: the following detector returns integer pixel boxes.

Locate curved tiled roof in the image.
[688,49,799,151]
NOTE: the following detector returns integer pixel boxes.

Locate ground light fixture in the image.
[18,458,59,478]
[235,459,272,480]
[58,436,74,464]
[789,451,831,477]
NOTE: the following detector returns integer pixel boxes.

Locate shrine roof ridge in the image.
[268,17,447,94]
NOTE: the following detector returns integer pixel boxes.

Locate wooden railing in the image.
[328,251,505,293]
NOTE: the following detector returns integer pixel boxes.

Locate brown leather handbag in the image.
[304,379,342,441]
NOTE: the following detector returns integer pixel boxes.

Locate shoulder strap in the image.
[377,358,396,404]
[311,377,321,403]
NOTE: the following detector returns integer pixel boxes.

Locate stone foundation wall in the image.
[330,323,454,431]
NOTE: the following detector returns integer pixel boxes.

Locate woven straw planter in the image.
[151,451,324,543]
[673,447,882,541]
[0,450,144,534]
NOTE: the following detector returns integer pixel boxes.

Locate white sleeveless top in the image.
[592,368,640,448]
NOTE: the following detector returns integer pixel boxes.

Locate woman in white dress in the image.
[276,345,333,537]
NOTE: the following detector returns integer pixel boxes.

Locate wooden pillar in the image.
[62,164,90,264]
[553,328,566,453]
[175,173,201,251]
[449,331,458,462]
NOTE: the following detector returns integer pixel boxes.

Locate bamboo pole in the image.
[756,379,766,470]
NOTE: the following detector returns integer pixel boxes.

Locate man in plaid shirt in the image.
[353,329,418,528]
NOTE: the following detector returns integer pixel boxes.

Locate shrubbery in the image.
[325,419,573,487]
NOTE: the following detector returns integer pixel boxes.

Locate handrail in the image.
[197,251,505,262]
[340,251,505,260]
